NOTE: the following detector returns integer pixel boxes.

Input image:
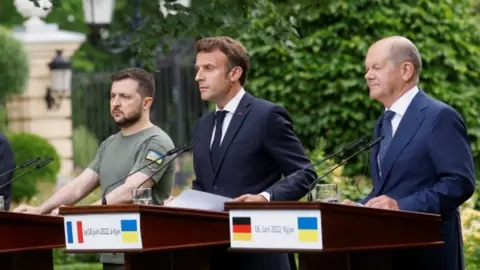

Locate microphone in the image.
[270,136,369,200]
[101,139,199,205]
[0,157,41,179]
[0,157,54,190]
[306,136,384,201]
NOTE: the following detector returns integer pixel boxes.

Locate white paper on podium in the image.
[164,189,232,211]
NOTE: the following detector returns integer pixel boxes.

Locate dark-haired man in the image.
[186,36,316,270]
[13,67,176,270]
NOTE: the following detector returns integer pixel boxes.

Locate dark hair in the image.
[111,68,155,99]
[196,36,250,85]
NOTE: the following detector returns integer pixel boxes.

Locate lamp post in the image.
[82,0,148,67]
[45,50,72,110]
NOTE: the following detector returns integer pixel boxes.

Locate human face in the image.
[195,49,236,103]
[110,78,143,128]
[364,44,403,107]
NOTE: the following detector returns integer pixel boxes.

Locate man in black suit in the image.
[0,132,15,211]
[191,36,317,270]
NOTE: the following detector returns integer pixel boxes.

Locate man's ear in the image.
[143,97,153,110]
[401,62,415,81]
[229,66,243,82]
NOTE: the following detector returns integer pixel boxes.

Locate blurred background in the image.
[0,0,479,269]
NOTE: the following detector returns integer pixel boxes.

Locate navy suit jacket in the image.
[0,133,15,211]
[360,90,475,270]
[192,92,317,270]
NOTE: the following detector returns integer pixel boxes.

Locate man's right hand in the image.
[12,204,43,215]
[163,196,175,205]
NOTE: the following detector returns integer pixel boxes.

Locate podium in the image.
[59,204,230,270]
[224,201,443,270]
[0,211,64,270]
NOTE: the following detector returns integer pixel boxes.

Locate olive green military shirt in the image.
[87,125,175,265]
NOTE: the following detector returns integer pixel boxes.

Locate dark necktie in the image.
[378,110,396,173]
[211,110,228,172]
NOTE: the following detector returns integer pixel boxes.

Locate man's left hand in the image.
[365,195,399,210]
[233,194,268,202]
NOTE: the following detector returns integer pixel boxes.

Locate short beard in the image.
[113,106,142,128]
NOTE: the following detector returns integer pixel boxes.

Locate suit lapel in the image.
[378,91,428,189]
[214,93,253,179]
[370,116,383,187]
[200,112,216,176]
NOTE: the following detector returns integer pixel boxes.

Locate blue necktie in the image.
[211,110,227,172]
[378,110,396,172]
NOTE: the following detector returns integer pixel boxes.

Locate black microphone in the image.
[269,136,369,201]
[0,157,41,179]
[0,157,53,190]
[101,139,199,205]
[306,136,384,202]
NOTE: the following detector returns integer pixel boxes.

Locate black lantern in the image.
[45,50,71,110]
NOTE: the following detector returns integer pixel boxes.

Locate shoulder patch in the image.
[145,150,164,166]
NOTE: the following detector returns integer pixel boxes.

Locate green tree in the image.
[240,0,480,178]
[0,26,29,102]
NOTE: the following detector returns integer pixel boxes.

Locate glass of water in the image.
[132,188,152,205]
[313,184,338,203]
[0,196,3,211]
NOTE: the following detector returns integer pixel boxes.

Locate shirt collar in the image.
[215,88,246,114]
[387,85,419,117]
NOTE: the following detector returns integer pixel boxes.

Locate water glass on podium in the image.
[0,196,4,211]
[313,184,338,203]
[132,188,152,205]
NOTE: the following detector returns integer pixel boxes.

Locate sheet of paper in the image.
[164,189,232,211]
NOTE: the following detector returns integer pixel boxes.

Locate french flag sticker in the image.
[66,221,84,244]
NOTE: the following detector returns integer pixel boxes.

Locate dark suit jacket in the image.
[192,92,317,270]
[360,90,475,270]
[0,133,15,210]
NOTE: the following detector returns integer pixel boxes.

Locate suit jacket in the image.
[0,133,15,211]
[360,90,475,270]
[192,92,317,270]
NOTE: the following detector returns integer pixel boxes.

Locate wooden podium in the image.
[0,211,64,270]
[224,201,443,270]
[59,205,229,270]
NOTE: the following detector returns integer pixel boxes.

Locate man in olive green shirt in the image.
[13,67,176,270]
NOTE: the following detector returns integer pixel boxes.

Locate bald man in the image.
[344,36,475,270]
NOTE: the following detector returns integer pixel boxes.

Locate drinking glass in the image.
[0,196,4,211]
[313,184,338,203]
[132,188,153,205]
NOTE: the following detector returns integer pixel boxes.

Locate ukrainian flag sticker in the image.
[145,150,164,166]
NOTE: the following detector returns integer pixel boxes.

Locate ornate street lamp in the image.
[46,50,72,110]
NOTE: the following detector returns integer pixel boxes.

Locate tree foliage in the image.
[0,26,29,101]
[240,0,480,176]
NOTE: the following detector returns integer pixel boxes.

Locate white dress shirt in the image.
[210,88,246,147]
[386,85,419,136]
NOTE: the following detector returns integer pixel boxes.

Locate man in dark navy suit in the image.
[190,36,317,270]
[0,132,15,211]
[344,36,475,270]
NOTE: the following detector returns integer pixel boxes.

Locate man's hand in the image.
[365,195,399,210]
[11,204,43,215]
[50,205,66,216]
[341,199,358,206]
[233,194,268,202]
[163,196,175,205]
